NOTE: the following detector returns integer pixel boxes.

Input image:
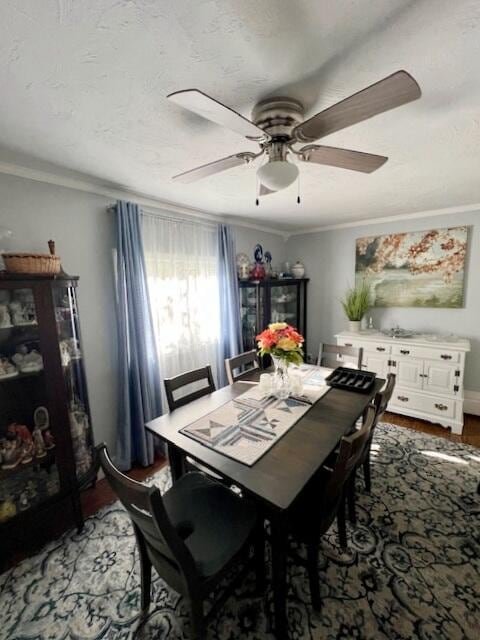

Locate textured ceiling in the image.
[0,0,479,230]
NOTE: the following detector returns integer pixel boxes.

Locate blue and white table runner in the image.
[181,365,331,466]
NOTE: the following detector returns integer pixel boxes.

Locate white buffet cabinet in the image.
[335,331,471,434]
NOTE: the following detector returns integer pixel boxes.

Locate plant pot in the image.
[348,320,361,333]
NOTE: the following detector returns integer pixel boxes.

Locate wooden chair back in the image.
[225,350,259,384]
[373,373,396,419]
[317,343,363,370]
[361,373,396,458]
[96,444,196,594]
[323,404,376,512]
[164,365,216,411]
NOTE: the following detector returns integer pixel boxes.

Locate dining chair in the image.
[164,365,216,411]
[225,349,259,385]
[344,373,396,526]
[164,365,225,482]
[287,404,377,612]
[96,444,264,640]
[360,373,396,492]
[317,342,363,370]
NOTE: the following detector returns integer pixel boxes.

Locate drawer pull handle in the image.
[419,374,428,378]
[434,403,448,411]
[397,395,409,402]
[376,346,386,352]
[344,343,353,347]
[400,349,410,355]
[440,354,452,360]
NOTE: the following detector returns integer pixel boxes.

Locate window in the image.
[141,213,221,383]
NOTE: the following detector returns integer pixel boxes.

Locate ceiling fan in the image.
[167,70,421,199]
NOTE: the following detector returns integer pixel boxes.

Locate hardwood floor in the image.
[5,413,478,571]
[384,411,480,448]
[80,455,167,519]
[82,413,479,517]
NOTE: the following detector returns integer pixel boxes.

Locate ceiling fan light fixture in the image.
[257,159,299,191]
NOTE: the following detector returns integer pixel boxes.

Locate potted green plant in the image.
[341,281,371,332]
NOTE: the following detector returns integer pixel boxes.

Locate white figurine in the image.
[0,303,12,328]
[59,341,71,367]
[9,301,27,325]
[0,356,18,379]
[31,426,47,459]
[12,345,43,373]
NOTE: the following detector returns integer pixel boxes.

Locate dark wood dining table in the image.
[146,368,384,639]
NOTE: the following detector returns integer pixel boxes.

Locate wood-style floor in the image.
[82,412,479,517]
[80,456,167,519]
[5,413,478,570]
[384,411,480,448]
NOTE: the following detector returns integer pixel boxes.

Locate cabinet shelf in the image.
[239,278,309,356]
[0,448,56,481]
[0,322,37,330]
[0,369,44,384]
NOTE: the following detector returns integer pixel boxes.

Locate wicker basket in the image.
[3,248,61,275]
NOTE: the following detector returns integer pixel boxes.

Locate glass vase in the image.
[272,356,291,400]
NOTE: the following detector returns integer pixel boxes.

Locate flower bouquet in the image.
[256,322,305,398]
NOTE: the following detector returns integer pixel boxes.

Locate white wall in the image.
[286,211,480,395]
[0,172,285,453]
[234,225,287,270]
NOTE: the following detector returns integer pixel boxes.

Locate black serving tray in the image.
[325,367,376,394]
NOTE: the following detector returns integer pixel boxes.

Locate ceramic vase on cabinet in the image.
[291,261,305,278]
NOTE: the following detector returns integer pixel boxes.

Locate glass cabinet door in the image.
[0,288,60,524]
[240,285,265,350]
[269,283,299,325]
[53,285,94,482]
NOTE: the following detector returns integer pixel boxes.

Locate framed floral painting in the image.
[355,226,468,308]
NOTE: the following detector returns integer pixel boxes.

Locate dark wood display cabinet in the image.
[239,278,309,358]
[0,274,96,566]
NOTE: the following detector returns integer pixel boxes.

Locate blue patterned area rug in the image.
[1,423,479,640]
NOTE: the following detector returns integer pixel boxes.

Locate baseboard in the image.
[464,390,480,416]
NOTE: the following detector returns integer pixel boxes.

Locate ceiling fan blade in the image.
[300,145,388,173]
[293,70,421,143]
[168,89,269,142]
[259,183,276,196]
[172,152,255,183]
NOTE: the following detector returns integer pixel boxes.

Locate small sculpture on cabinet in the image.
[18,492,30,511]
[7,423,34,464]
[0,303,12,328]
[69,402,92,476]
[250,244,266,280]
[0,434,22,469]
[31,426,47,459]
[0,497,16,523]
[12,345,43,373]
[0,356,18,379]
[43,429,55,450]
[236,252,251,281]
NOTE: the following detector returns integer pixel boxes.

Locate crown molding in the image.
[5,158,477,241]
[0,160,288,239]
[286,202,480,238]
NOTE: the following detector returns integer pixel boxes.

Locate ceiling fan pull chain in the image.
[255,175,259,206]
[297,172,301,204]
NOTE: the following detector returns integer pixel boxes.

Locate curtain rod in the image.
[106,204,219,229]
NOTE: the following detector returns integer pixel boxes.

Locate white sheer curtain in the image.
[141,213,221,392]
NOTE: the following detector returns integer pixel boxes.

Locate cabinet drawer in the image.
[390,390,456,419]
[391,344,460,363]
[338,338,391,354]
